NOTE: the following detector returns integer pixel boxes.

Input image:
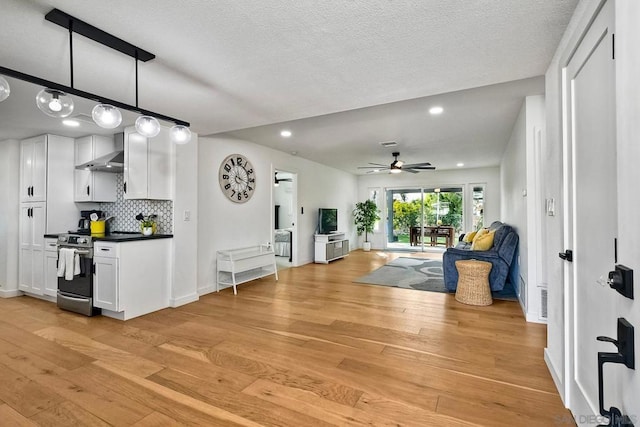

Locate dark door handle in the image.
[124,182,127,193]
[87,185,90,196]
[558,249,573,262]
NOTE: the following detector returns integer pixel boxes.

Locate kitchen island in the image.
[45,232,173,320]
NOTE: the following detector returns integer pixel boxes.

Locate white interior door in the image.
[563,1,618,422]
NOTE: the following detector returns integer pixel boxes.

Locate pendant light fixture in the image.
[0,75,9,102]
[35,88,74,117]
[1,8,191,140]
[92,103,122,129]
[135,115,161,137]
[170,124,192,144]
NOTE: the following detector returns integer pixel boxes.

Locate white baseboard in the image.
[526,312,547,324]
[169,292,199,307]
[0,288,22,298]
[544,348,566,406]
[198,284,217,296]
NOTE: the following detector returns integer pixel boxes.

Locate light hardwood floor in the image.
[0,250,572,426]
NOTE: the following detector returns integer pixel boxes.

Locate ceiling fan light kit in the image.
[0,8,191,143]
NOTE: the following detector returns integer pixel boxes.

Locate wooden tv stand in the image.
[314,232,349,263]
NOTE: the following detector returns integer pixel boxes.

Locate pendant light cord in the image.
[69,22,74,88]
[135,53,139,108]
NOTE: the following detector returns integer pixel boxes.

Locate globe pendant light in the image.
[0,75,10,102]
[92,104,122,129]
[170,125,192,144]
[135,115,160,137]
[36,88,74,117]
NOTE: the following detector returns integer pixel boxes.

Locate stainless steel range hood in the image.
[75,133,124,173]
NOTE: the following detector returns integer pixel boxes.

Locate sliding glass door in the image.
[386,186,463,251]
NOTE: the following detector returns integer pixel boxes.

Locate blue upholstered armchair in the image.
[443,221,519,292]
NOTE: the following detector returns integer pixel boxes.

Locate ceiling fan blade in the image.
[403,168,420,174]
[368,162,388,167]
[402,162,432,168]
[358,166,390,169]
[409,165,436,170]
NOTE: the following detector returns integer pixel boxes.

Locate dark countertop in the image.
[94,233,173,242]
[44,232,173,242]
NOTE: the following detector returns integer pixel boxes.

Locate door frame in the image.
[561,0,614,421]
[272,166,299,267]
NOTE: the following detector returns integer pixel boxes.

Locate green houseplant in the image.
[353,199,380,251]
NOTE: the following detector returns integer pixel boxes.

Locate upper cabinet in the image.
[20,135,47,202]
[74,135,117,202]
[124,126,174,200]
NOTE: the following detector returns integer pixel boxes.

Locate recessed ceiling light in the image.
[429,106,444,115]
[457,162,464,167]
[62,119,80,127]
[280,130,292,138]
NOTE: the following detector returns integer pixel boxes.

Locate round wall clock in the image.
[218,154,256,203]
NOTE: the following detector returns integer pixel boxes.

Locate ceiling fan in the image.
[358,151,436,174]
[274,172,293,186]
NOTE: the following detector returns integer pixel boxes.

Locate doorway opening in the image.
[273,169,297,270]
[385,187,463,252]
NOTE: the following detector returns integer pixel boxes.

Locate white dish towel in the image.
[57,248,81,281]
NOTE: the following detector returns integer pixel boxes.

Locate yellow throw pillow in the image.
[472,228,488,242]
[471,229,495,251]
[463,231,477,243]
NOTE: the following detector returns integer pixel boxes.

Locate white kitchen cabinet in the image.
[19,134,78,298]
[74,135,117,202]
[93,246,119,312]
[124,126,174,200]
[20,135,47,202]
[18,203,46,295]
[43,238,59,297]
[94,239,170,320]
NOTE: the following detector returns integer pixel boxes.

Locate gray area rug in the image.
[354,257,518,300]
[354,257,447,292]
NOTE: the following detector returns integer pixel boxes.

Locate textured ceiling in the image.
[0,0,577,171]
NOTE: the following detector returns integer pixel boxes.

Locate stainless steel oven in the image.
[56,234,101,316]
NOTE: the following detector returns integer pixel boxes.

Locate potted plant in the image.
[136,213,157,235]
[353,200,380,251]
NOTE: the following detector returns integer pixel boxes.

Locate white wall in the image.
[500,95,545,322]
[0,140,20,295]
[197,136,358,293]
[171,134,199,307]
[357,167,500,249]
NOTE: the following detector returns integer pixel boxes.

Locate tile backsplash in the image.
[99,174,173,234]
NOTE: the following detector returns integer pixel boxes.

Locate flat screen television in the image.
[318,208,338,234]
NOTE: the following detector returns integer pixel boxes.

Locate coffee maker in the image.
[75,210,102,235]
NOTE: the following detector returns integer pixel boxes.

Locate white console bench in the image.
[216,245,278,294]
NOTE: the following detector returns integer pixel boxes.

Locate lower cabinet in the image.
[18,203,46,295]
[93,239,170,320]
[43,238,59,297]
[94,247,119,312]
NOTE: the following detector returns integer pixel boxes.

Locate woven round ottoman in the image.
[454,260,493,306]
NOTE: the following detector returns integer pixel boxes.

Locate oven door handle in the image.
[58,248,92,256]
[57,292,91,302]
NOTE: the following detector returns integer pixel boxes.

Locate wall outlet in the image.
[183,210,191,221]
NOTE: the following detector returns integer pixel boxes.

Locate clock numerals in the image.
[219,154,256,203]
